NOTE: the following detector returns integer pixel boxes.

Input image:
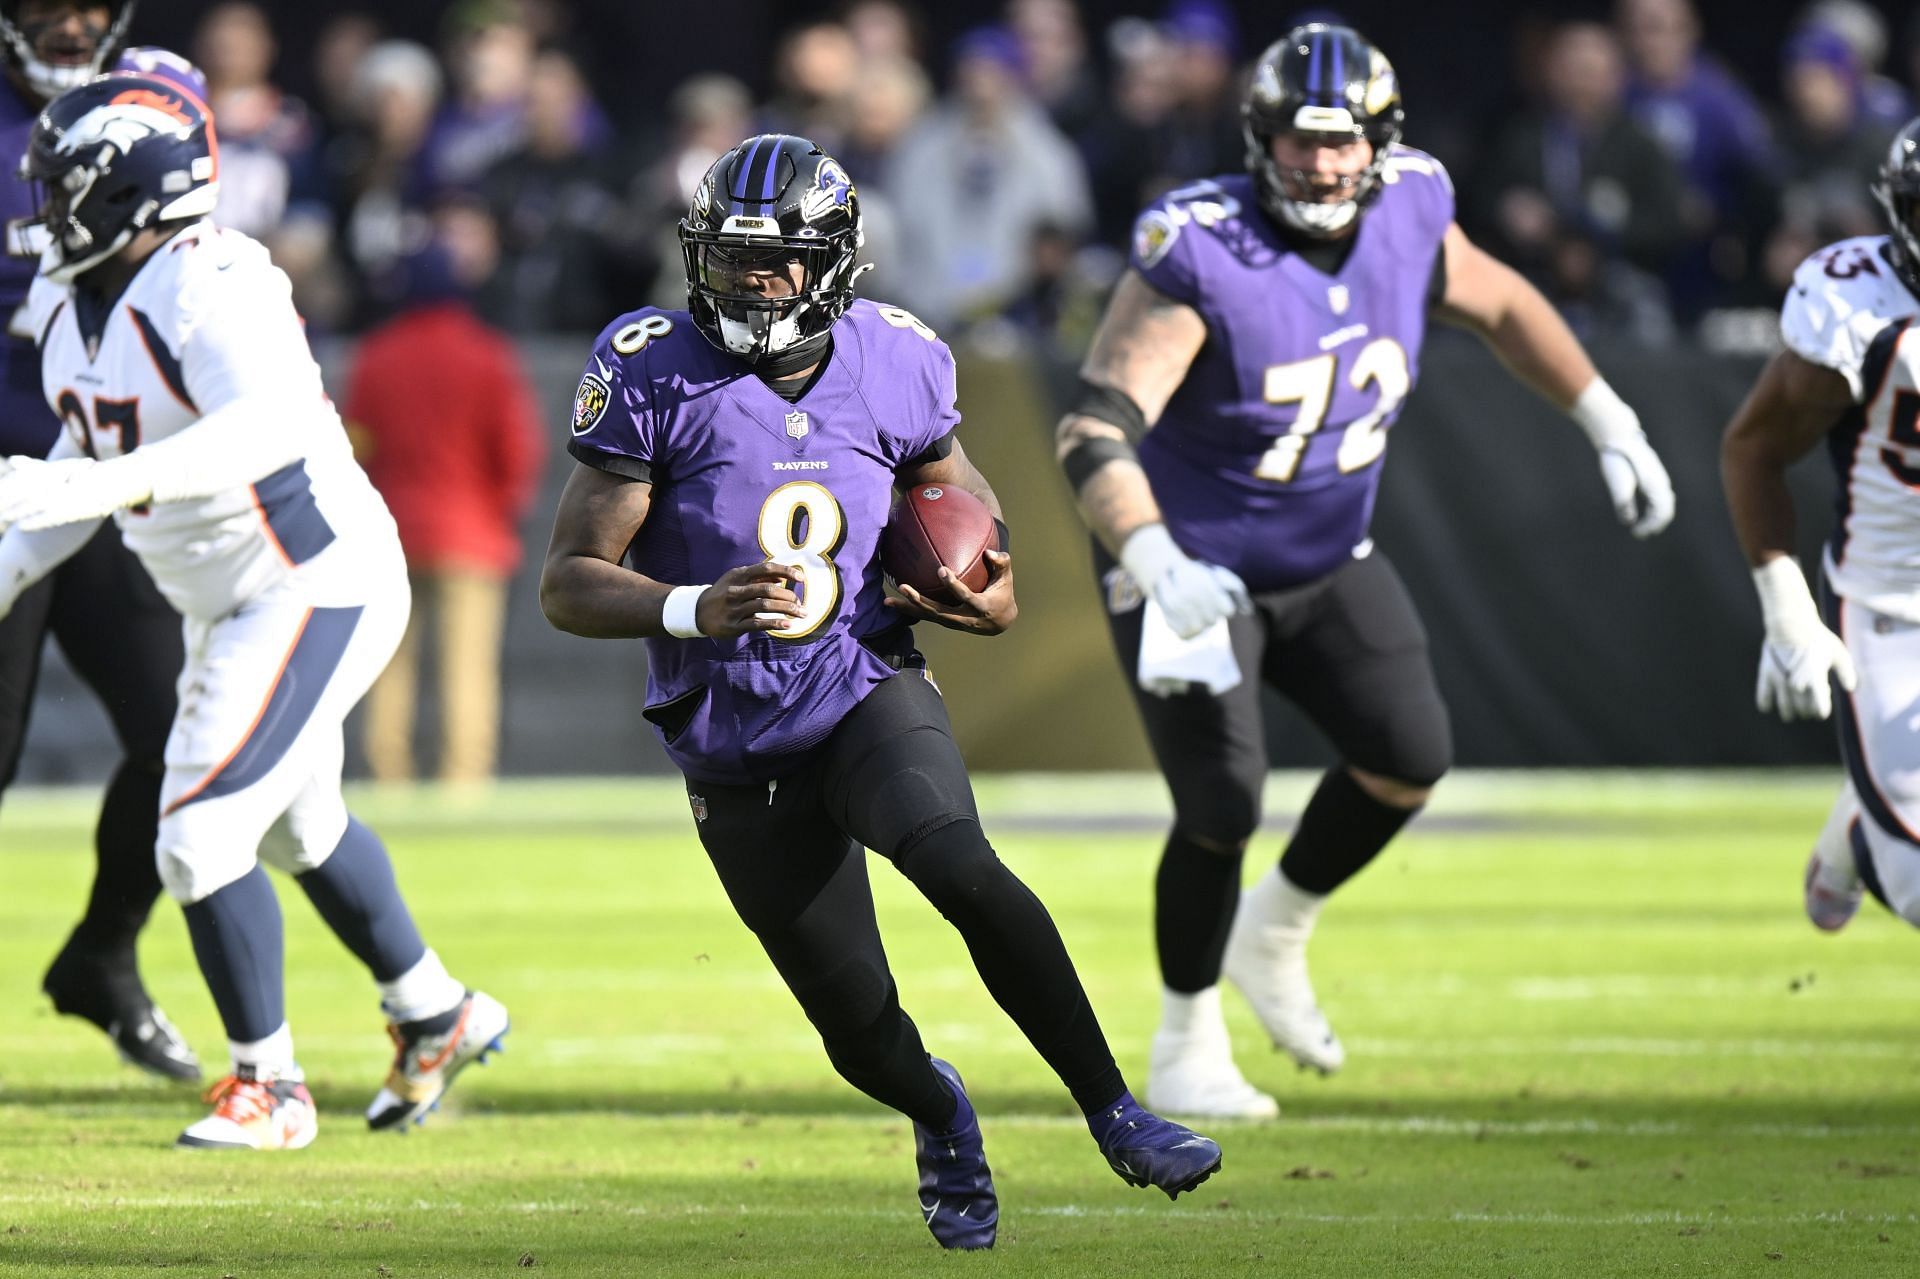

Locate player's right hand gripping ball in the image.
[881,484,999,605]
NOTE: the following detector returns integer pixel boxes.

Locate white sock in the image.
[1244,866,1327,940]
[1159,985,1229,1043]
[378,949,466,1025]
[229,1023,297,1079]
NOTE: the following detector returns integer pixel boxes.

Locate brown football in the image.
[881,484,998,605]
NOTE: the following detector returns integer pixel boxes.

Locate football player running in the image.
[541,132,1220,1250]
[1722,118,1920,937]
[1056,24,1677,1119]
[0,75,508,1149]
[0,0,201,1081]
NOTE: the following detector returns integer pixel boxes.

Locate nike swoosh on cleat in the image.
[1172,1138,1213,1149]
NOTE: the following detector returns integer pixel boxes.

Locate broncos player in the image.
[0,0,201,1081]
[1722,118,1920,937]
[0,75,507,1149]
[542,133,1220,1249]
[1056,24,1677,1118]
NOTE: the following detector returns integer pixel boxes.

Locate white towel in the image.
[1137,596,1242,697]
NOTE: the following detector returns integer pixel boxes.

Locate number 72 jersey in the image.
[1782,236,1920,621]
[566,298,959,785]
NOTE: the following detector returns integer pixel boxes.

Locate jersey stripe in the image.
[128,305,197,412]
[163,605,363,814]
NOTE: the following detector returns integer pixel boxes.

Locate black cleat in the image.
[43,942,201,1083]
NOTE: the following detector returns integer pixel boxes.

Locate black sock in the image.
[295,817,427,981]
[183,865,285,1042]
[1155,830,1245,994]
[900,820,1126,1116]
[799,970,955,1131]
[1278,768,1420,895]
[69,760,163,952]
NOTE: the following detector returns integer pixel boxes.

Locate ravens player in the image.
[0,0,198,1081]
[1722,118,1920,938]
[1056,24,1677,1118]
[542,133,1220,1249]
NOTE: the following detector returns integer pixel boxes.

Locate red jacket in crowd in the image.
[344,303,547,575]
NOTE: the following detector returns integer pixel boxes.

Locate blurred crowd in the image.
[199,0,1920,351]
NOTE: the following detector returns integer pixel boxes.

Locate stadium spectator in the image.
[629,73,755,308]
[1471,21,1687,340]
[332,39,444,326]
[1799,0,1910,126]
[1760,24,1899,291]
[481,48,639,332]
[840,0,922,64]
[1617,0,1780,316]
[762,20,859,152]
[419,0,534,194]
[310,12,383,133]
[837,53,930,187]
[885,24,1093,329]
[1079,19,1183,246]
[1010,0,1101,141]
[349,239,546,786]
[1160,0,1242,185]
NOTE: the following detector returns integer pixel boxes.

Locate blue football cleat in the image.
[912,1058,997,1250]
[1090,1092,1222,1199]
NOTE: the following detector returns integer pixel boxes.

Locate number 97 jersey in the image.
[566,299,959,785]
[1781,236,1920,620]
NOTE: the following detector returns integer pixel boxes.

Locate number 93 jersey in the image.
[29,221,397,620]
[567,299,958,784]
[1781,236,1920,620]
[1128,149,1454,592]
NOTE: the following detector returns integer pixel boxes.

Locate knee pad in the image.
[1167,780,1261,849]
[258,795,349,876]
[155,821,257,905]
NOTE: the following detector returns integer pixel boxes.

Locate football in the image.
[881,483,998,605]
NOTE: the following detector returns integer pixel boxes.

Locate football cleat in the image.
[1090,1093,1222,1199]
[1805,849,1864,932]
[366,989,509,1131]
[1147,1026,1279,1120]
[42,941,201,1083]
[913,1058,997,1250]
[1222,892,1346,1075]
[177,1069,316,1150]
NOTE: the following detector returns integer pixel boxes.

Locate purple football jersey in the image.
[1129,149,1454,590]
[0,79,55,457]
[568,299,959,784]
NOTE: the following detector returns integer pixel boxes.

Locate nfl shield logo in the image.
[785,410,810,440]
[689,793,708,823]
[1328,284,1350,315]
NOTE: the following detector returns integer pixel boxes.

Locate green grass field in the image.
[2,772,1918,1277]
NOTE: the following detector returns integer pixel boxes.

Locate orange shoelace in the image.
[201,1074,274,1125]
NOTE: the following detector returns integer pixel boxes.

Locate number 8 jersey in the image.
[1127,147,1454,591]
[1781,236,1920,621]
[567,299,959,784]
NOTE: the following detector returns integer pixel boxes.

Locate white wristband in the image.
[1569,377,1641,450]
[1751,557,1820,638]
[661,584,711,639]
[1119,523,1186,589]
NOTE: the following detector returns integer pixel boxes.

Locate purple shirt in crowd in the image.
[0,79,51,457]
[1129,152,1454,591]
[567,299,958,784]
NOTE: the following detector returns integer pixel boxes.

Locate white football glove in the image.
[1571,378,1675,539]
[1751,557,1857,722]
[1120,523,1251,640]
[0,454,154,531]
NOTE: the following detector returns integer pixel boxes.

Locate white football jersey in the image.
[1781,236,1920,621]
[30,220,396,619]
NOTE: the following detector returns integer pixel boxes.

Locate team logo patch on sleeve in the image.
[572,372,611,436]
[1134,209,1180,268]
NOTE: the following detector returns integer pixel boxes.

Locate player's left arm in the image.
[1432,221,1676,538]
[886,438,1016,636]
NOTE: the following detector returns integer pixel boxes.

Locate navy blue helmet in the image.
[678,134,866,365]
[1,0,138,102]
[1873,118,1920,295]
[1243,23,1404,238]
[23,72,219,283]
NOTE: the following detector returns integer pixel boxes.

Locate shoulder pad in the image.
[1781,238,1916,400]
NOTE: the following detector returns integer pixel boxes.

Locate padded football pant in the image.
[1821,570,1920,926]
[1100,548,1453,991]
[688,670,1127,1128]
[0,523,180,968]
